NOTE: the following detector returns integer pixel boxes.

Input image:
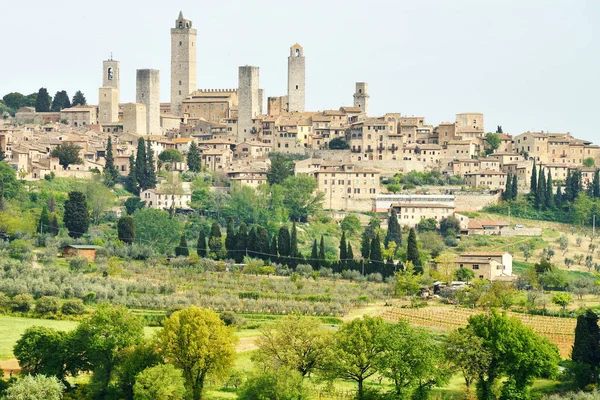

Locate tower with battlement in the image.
[136,69,161,135]
[238,65,259,140]
[98,58,120,124]
[171,11,197,116]
[353,82,369,115]
[287,43,305,112]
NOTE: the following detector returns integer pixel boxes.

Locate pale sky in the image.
[1,0,598,142]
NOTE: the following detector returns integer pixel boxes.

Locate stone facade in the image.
[391,203,455,228]
[123,103,147,134]
[353,82,369,115]
[60,106,97,128]
[182,89,237,123]
[102,59,120,90]
[268,96,288,116]
[170,12,197,115]
[455,113,484,139]
[287,43,305,112]
[136,69,161,135]
[238,65,260,141]
[98,87,119,125]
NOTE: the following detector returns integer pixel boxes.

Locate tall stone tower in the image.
[171,11,197,116]
[353,82,369,115]
[136,69,161,135]
[98,58,120,124]
[238,65,259,140]
[287,43,305,112]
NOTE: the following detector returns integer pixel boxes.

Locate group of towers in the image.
[96,11,369,138]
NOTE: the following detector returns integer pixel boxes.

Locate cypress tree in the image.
[290,222,299,268]
[225,217,236,259]
[369,234,383,274]
[72,90,87,106]
[235,223,248,263]
[339,231,348,265]
[103,137,119,188]
[503,172,512,201]
[546,169,553,208]
[385,208,402,247]
[594,170,600,198]
[310,239,319,269]
[135,139,147,190]
[197,229,207,257]
[319,235,326,269]
[572,309,600,388]
[126,155,138,194]
[511,174,518,200]
[63,191,89,238]
[50,90,70,112]
[48,194,56,213]
[555,184,562,207]
[278,226,291,258]
[347,243,355,270]
[208,222,224,259]
[269,235,279,264]
[117,215,135,245]
[530,161,537,193]
[361,230,371,260]
[256,227,270,259]
[49,214,60,236]
[175,233,189,257]
[247,227,257,256]
[187,141,202,173]
[146,138,157,189]
[407,228,420,272]
[35,88,51,112]
[536,168,546,209]
[37,206,50,234]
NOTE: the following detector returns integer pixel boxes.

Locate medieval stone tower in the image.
[136,69,161,135]
[238,65,260,140]
[98,58,120,124]
[287,43,305,112]
[353,82,369,115]
[171,11,197,116]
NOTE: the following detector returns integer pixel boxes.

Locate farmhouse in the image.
[454,251,514,281]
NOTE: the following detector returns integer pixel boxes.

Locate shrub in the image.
[296,264,313,277]
[61,299,86,315]
[35,296,60,314]
[0,292,10,311]
[8,239,32,261]
[12,294,34,312]
[69,257,89,272]
[220,311,247,327]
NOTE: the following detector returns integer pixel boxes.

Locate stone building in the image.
[136,69,161,135]
[98,58,120,125]
[353,82,369,115]
[182,89,238,123]
[170,11,197,115]
[238,66,260,141]
[454,252,514,281]
[390,202,455,228]
[287,43,305,112]
[60,106,97,128]
[464,170,507,191]
[268,96,288,116]
[455,113,484,139]
[123,103,147,134]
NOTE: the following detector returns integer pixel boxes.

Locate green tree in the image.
[208,222,224,259]
[4,375,64,400]
[324,316,385,398]
[34,87,51,112]
[385,208,402,247]
[103,137,119,187]
[83,180,114,225]
[133,208,182,254]
[50,90,71,112]
[73,304,144,398]
[51,143,83,169]
[328,137,349,150]
[235,223,248,262]
[455,267,475,283]
[511,174,518,200]
[531,161,537,193]
[145,139,157,189]
[49,214,60,236]
[63,191,89,238]
[135,139,147,190]
[0,161,21,200]
[126,155,138,194]
[407,228,420,271]
[369,233,383,266]
[485,133,501,155]
[269,235,278,263]
[571,309,600,389]
[417,217,437,232]
[158,307,237,400]
[278,226,291,259]
[583,158,596,168]
[593,169,600,198]
[310,239,318,269]
[552,292,572,311]
[536,167,547,209]
[124,197,144,215]
[72,90,87,106]
[395,262,421,296]
[238,368,307,400]
[341,214,362,236]
[225,218,236,259]
[158,149,184,170]
[290,222,299,260]
[319,235,326,268]
[546,169,554,208]
[253,316,331,377]
[197,229,207,258]
[2,92,30,110]
[282,175,324,222]
[256,226,270,259]
[113,341,161,400]
[175,233,189,257]
[134,364,186,400]
[503,172,513,201]
[267,153,294,185]
[37,206,50,234]
[187,141,201,172]
[439,216,461,238]
[339,231,348,264]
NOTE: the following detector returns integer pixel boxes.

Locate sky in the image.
[1,0,598,142]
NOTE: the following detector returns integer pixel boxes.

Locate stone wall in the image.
[454,191,502,211]
[500,228,542,237]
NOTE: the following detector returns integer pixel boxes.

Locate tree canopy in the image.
[50,143,83,169]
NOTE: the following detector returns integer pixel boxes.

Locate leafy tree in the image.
[290,222,299,259]
[36,296,60,314]
[583,158,596,168]
[571,309,600,388]
[2,92,32,110]
[267,153,294,185]
[133,364,186,400]
[63,191,89,238]
[4,375,64,400]
[417,217,437,232]
[407,228,420,271]
[72,90,86,106]
[124,197,144,215]
[158,307,237,400]
[328,137,350,150]
[253,316,331,377]
[479,281,518,310]
[187,141,202,173]
[73,304,144,398]
[485,133,501,155]
[103,137,119,187]
[238,368,307,400]
[133,208,182,254]
[158,149,184,170]
[14,326,72,384]
[34,87,51,112]
[50,90,71,112]
[395,262,421,296]
[256,226,270,259]
[282,175,324,221]
[341,214,362,236]
[385,208,402,247]
[552,292,572,311]
[536,167,547,209]
[37,206,50,234]
[455,267,475,283]
[0,161,21,200]
[439,216,461,238]
[111,341,161,399]
[83,180,114,225]
[559,234,569,255]
[324,316,385,398]
[175,233,189,257]
[197,229,207,257]
[51,143,82,169]
[386,183,401,193]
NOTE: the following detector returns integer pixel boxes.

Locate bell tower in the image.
[98,56,120,124]
[170,11,197,115]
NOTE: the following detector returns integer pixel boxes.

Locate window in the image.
[179,41,182,46]
[473,265,480,270]
[295,85,299,90]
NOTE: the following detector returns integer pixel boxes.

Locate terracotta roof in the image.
[461,252,507,257]
[391,203,454,209]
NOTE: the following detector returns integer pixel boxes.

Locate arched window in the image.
[179,21,183,28]
[295,49,300,56]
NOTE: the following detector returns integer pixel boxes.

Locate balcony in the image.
[389,145,399,151]
[377,146,385,151]
[365,148,373,153]
[351,147,362,153]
